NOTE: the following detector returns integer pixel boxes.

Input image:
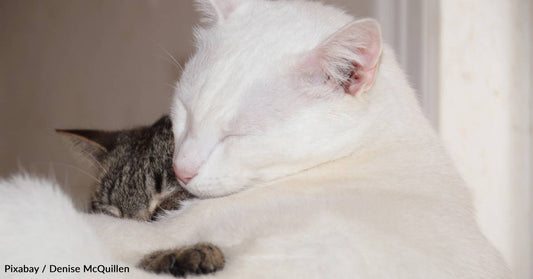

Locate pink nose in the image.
[173,164,196,185]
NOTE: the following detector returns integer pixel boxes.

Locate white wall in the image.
[374,0,440,126]
[439,1,532,278]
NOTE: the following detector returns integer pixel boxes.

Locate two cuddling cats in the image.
[58,116,221,276]
[0,0,510,278]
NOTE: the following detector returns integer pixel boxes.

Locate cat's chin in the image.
[182,177,250,199]
[184,186,243,199]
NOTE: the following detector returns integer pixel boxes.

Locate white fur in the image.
[0,175,173,279]
[0,0,510,278]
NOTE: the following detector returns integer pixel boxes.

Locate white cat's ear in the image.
[195,0,245,24]
[311,19,383,96]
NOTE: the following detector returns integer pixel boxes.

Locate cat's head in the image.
[172,0,403,198]
[58,115,192,221]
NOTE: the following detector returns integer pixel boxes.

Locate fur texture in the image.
[0,0,510,278]
[58,115,193,221]
[0,175,175,279]
[138,243,224,276]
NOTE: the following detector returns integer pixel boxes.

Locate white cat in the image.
[0,0,510,278]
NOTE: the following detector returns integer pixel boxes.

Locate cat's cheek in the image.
[184,171,253,198]
[170,96,189,145]
[182,145,254,198]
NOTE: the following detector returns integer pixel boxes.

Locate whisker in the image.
[64,170,70,190]
[31,161,101,185]
[158,45,184,72]
[16,156,28,173]
[80,150,108,174]
[165,83,179,91]
[48,163,57,182]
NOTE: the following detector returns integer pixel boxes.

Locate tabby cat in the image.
[57,115,191,221]
[58,115,224,276]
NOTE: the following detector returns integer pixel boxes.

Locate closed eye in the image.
[150,207,164,222]
[154,173,163,193]
[221,134,246,142]
[100,205,122,218]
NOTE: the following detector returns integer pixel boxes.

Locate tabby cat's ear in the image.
[306,19,383,96]
[56,129,121,160]
[152,115,172,129]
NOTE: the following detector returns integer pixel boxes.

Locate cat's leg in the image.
[85,214,226,277]
[83,213,194,263]
[83,199,222,263]
[138,243,224,277]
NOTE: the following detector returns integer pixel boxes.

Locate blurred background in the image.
[0,0,531,278]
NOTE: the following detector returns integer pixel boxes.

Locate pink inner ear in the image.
[343,64,363,95]
[344,53,380,96]
[218,0,238,18]
[311,19,382,96]
[344,22,382,96]
[208,0,240,21]
[196,0,241,23]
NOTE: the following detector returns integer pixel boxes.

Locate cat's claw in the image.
[138,243,225,277]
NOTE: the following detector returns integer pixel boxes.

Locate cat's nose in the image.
[173,164,196,185]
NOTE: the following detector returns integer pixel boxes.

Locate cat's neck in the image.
[260,115,462,198]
